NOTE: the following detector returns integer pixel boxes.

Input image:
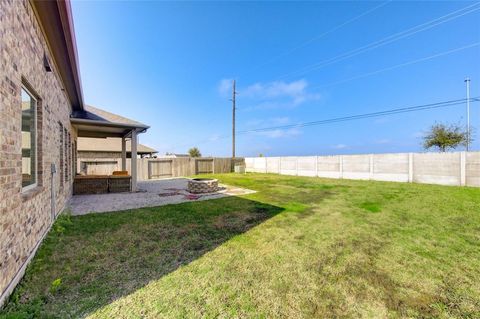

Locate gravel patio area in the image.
[68,178,255,215]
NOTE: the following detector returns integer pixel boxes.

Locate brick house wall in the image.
[0,0,77,304]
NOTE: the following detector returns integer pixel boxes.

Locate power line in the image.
[236,42,479,112]
[232,3,480,115]
[237,98,478,134]
[170,97,479,151]
[246,1,391,73]
[237,43,479,113]
[236,42,480,111]
[310,42,480,89]
[279,2,480,79]
[276,2,480,79]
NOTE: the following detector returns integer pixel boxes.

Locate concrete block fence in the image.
[245,151,480,187]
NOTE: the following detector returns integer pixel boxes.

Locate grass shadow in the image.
[0,196,283,318]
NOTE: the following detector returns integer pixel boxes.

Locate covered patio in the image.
[71,105,150,192]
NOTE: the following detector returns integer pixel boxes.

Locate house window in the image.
[64,128,68,181]
[21,87,37,189]
[72,140,76,176]
[67,132,71,180]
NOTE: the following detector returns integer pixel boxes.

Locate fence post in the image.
[295,157,299,176]
[264,157,268,173]
[369,154,374,180]
[460,152,466,186]
[279,157,282,175]
[408,153,413,183]
[339,155,343,179]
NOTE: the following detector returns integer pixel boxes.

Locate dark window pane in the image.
[21,88,36,188]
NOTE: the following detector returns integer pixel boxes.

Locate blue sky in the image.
[71,1,480,157]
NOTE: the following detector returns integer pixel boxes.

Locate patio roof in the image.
[71,105,149,191]
[71,105,149,138]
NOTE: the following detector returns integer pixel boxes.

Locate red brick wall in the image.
[0,0,77,304]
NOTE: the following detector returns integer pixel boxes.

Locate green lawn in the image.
[2,173,480,318]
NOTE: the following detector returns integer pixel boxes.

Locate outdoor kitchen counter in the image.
[73,175,131,194]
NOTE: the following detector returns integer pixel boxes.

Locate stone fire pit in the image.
[188,178,219,194]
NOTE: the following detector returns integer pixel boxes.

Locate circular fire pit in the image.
[188,178,219,194]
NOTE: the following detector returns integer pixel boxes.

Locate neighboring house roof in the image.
[32,0,83,110]
[164,153,190,158]
[77,138,157,154]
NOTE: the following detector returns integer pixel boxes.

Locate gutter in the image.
[70,118,150,130]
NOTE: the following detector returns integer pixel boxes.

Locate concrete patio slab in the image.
[68,178,255,216]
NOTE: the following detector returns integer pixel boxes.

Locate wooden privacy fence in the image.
[148,160,173,178]
[245,151,480,187]
[195,158,214,174]
[77,157,245,180]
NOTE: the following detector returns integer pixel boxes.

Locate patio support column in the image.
[121,137,127,171]
[131,129,138,192]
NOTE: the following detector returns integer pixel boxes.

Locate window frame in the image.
[21,85,38,192]
[72,140,77,176]
[59,122,64,188]
[64,127,68,182]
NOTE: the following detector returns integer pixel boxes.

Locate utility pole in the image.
[465,77,471,151]
[232,79,237,158]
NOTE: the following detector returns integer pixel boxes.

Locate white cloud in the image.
[332,144,347,149]
[270,116,290,125]
[244,117,301,139]
[243,80,306,98]
[218,78,320,109]
[375,138,390,144]
[242,79,320,107]
[412,131,424,138]
[218,78,233,96]
[373,118,389,124]
[209,134,221,142]
[246,116,290,127]
[257,128,302,139]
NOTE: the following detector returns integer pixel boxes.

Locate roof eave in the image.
[70,117,150,130]
[31,0,84,110]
